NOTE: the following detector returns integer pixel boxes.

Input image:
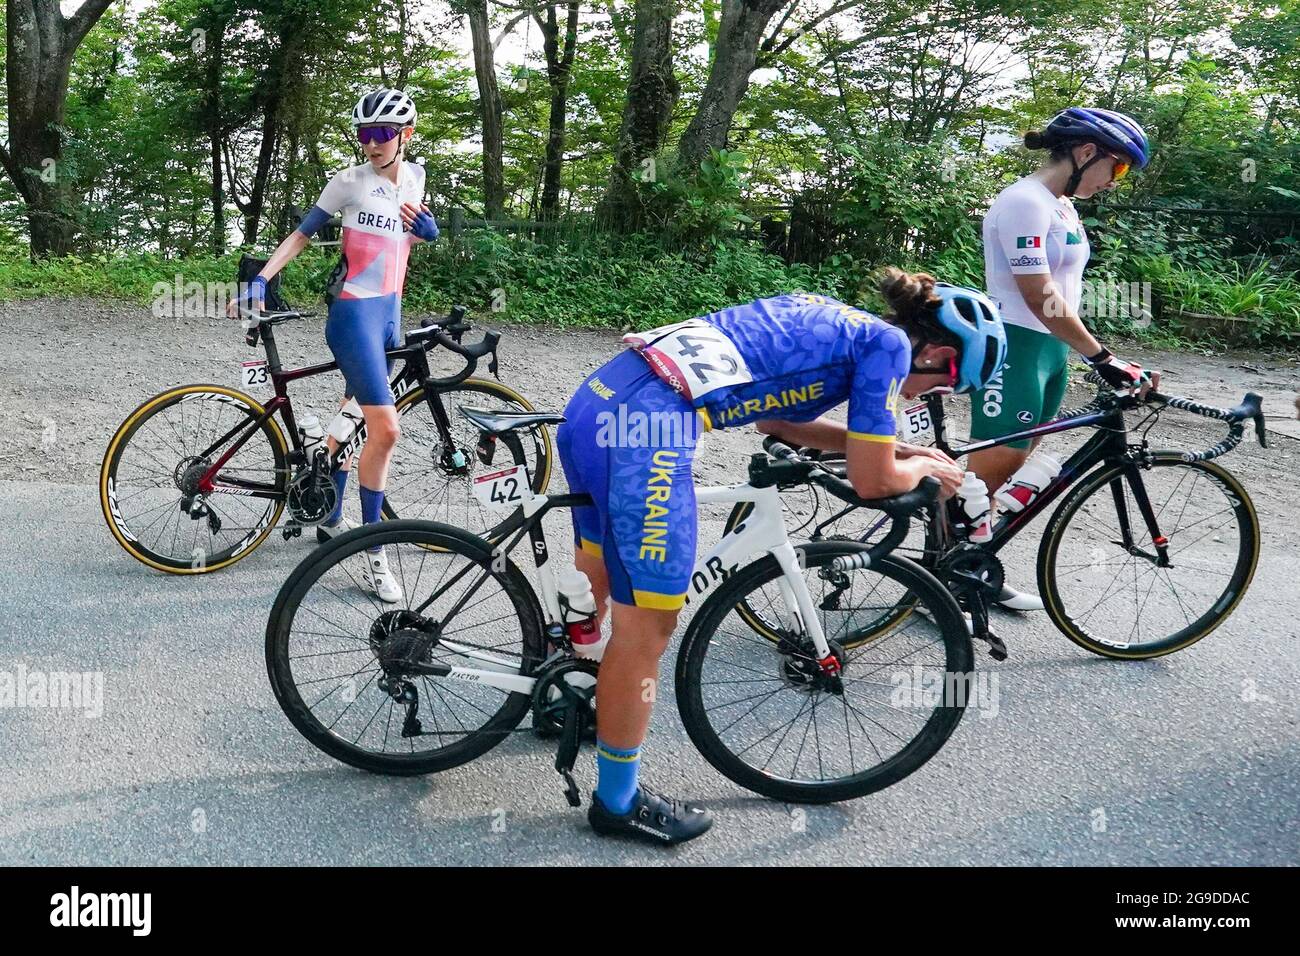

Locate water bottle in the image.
[557,567,606,661]
[327,398,365,445]
[957,472,993,543]
[299,415,326,461]
[994,451,1062,513]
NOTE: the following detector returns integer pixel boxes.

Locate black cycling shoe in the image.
[588,788,713,846]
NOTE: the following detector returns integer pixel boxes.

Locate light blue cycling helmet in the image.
[931,283,1007,394]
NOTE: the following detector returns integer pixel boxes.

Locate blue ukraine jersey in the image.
[634,293,911,442]
[559,293,915,611]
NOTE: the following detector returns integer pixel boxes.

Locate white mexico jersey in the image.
[982,177,1089,334]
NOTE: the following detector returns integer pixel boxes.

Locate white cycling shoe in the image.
[316,516,354,543]
[993,585,1044,612]
[361,548,403,604]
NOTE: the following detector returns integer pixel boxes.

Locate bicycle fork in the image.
[1109,463,1173,568]
[771,542,843,678]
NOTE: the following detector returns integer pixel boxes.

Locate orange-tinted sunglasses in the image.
[1108,154,1131,181]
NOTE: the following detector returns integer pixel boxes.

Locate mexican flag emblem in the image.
[1016,236,1042,248]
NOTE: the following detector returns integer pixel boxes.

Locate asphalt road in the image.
[1,299,1297,865]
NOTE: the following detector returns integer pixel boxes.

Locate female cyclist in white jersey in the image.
[227,89,440,603]
[972,106,1159,610]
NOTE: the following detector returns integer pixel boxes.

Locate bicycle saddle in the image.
[459,406,566,434]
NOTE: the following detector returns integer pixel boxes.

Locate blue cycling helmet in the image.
[931,283,1007,394]
[1044,106,1150,168]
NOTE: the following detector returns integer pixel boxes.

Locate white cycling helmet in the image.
[352,88,417,127]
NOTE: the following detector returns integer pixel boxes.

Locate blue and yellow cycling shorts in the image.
[557,350,704,611]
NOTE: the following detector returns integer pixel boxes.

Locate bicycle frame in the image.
[193,325,458,502]
[418,479,836,696]
[922,392,1139,555]
[825,392,1157,561]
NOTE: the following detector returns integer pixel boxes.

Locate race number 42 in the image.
[472,464,531,512]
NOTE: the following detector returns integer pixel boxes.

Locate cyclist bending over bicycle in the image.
[226,88,440,602]
[558,267,1007,845]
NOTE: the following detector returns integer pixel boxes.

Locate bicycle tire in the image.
[100,384,289,573]
[676,542,973,804]
[1038,453,1260,659]
[266,520,546,775]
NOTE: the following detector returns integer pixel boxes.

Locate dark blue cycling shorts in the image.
[325,294,401,406]
[557,349,706,611]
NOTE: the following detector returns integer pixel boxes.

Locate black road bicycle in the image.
[101,304,552,573]
[265,418,970,806]
[726,379,1268,661]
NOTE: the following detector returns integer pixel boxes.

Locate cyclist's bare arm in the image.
[1012,273,1160,394]
[1011,273,1102,356]
[757,418,961,500]
[225,230,312,319]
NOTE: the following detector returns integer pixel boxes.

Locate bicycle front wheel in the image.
[265,520,546,775]
[386,378,552,540]
[676,543,973,804]
[1038,453,1260,659]
[100,385,288,573]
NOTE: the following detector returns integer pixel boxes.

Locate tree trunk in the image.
[239,20,303,247]
[674,0,787,177]
[464,0,505,219]
[203,11,228,255]
[1,0,116,257]
[600,0,679,227]
[537,2,579,220]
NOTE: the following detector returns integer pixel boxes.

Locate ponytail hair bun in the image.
[878,266,939,322]
[1024,129,1050,150]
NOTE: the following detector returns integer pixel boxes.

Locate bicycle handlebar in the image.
[1084,372,1268,463]
[752,438,940,570]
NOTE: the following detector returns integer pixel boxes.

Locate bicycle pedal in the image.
[560,770,581,808]
[983,631,1009,661]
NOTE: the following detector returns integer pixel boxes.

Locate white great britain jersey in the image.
[312,162,425,300]
[982,177,1089,334]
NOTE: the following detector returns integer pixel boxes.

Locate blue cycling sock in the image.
[325,469,350,526]
[595,739,641,815]
[359,484,384,552]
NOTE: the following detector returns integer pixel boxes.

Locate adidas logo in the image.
[369,186,388,198]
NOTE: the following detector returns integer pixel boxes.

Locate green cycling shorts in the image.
[969,323,1070,450]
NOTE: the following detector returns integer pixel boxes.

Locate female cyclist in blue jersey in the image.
[972,107,1159,611]
[559,268,1007,845]
[227,89,440,603]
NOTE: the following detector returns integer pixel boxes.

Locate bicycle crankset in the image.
[937,548,1005,604]
[287,466,337,524]
[937,548,1008,662]
[531,658,599,807]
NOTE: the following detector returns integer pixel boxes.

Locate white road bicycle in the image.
[265,410,974,804]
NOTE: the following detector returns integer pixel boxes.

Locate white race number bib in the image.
[623,320,752,400]
[472,464,531,513]
[241,360,270,392]
[901,402,933,442]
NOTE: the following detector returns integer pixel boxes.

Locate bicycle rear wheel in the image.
[386,379,552,541]
[265,520,546,775]
[676,543,973,804]
[100,385,288,573]
[1038,453,1260,658]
